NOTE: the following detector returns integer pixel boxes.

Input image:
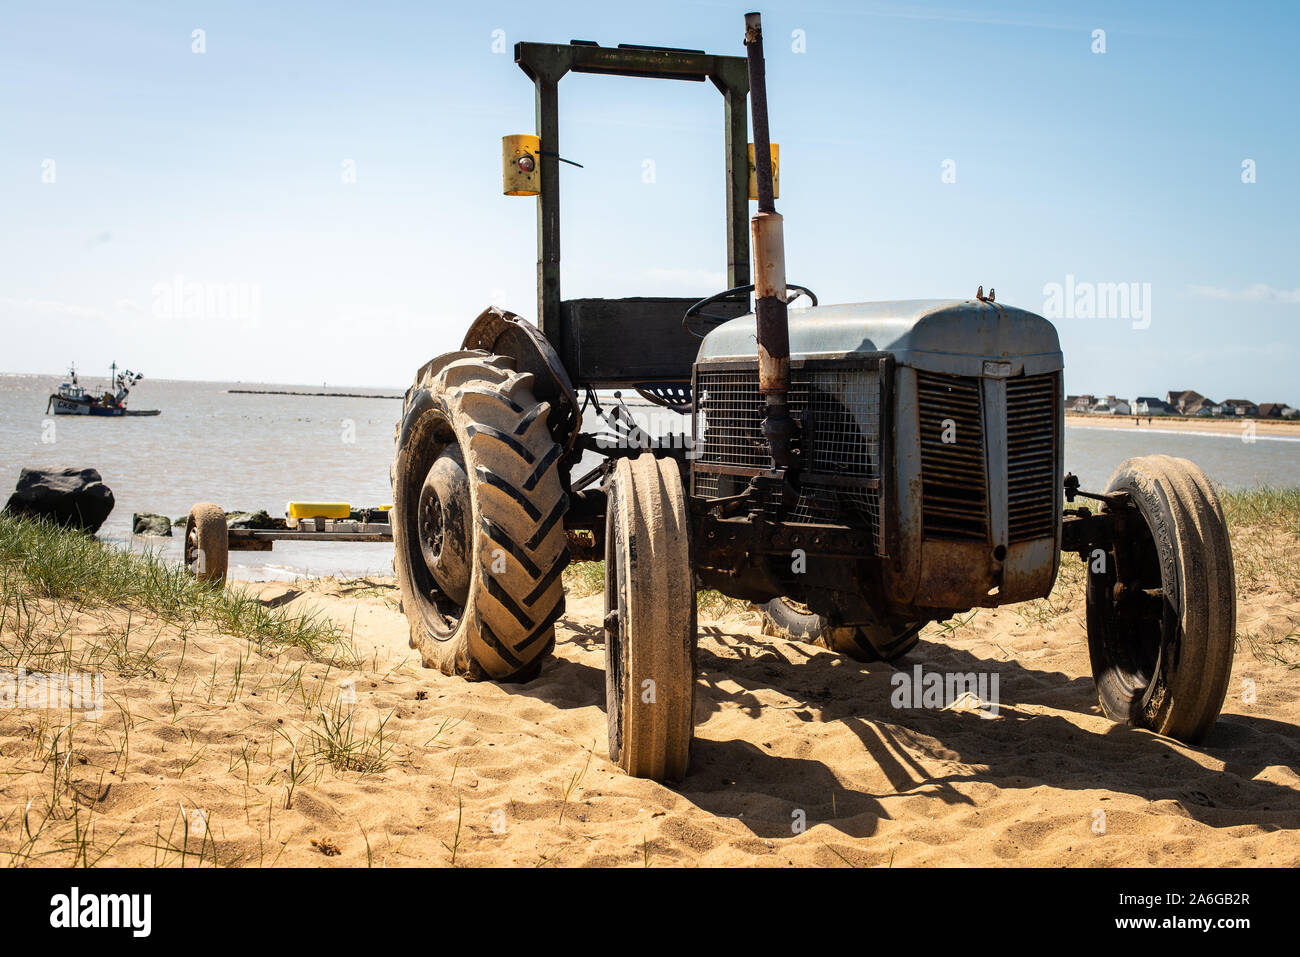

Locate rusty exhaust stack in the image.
[744,11,796,470]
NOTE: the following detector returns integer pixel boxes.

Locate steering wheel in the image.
[682,283,818,339]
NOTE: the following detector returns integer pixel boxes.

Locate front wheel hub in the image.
[417,444,472,605]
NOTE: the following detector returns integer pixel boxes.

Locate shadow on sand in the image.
[500,617,1300,840]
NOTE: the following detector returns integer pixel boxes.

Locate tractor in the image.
[388,12,1236,782]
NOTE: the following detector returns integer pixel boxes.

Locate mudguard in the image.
[462,306,582,453]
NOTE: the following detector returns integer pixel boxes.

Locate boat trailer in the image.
[181,502,392,581]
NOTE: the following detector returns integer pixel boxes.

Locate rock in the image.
[4,467,115,533]
[225,509,278,529]
[132,512,173,537]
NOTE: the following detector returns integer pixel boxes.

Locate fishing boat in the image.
[46,364,161,417]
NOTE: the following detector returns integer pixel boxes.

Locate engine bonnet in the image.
[697,298,1063,377]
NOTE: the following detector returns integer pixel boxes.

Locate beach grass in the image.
[1219,486,1300,533]
[0,512,346,658]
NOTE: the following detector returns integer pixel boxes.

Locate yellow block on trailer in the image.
[286,501,351,520]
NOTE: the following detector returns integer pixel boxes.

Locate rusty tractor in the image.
[389,12,1236,781]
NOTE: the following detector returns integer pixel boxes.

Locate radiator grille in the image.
[917,370,988,542]
[1006,373,1059,542]
[692,368,768,471]
[693,362,883,551]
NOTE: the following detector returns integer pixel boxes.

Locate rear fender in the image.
[462,306,582,453]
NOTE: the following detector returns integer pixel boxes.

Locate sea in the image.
[2,372,1297,580]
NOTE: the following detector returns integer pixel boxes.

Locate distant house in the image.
[1091,395,1131,415]
[1166,390,1209,415]
[1133,396,1173,416]
[1184,396,1216,416]
[1070,394,1095,413]
[1220,399,1259,417]
[1259,402,1299,419]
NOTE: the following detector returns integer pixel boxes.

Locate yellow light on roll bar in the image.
[503,134,541,196]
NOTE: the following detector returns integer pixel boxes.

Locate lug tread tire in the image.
[392,354,569,680]
[760,598,922,662]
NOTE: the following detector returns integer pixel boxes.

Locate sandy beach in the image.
[3,535,1298,867]
[1066,412,1300,439]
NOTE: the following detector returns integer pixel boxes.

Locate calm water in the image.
[2,373,1297,579]
[0,374,403,580]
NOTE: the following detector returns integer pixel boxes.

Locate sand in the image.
[2,561,1298,867]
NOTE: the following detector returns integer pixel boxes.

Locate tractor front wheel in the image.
[604,453,696,781]
[1085,454,1236,743]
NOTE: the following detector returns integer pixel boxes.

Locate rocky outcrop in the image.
[4,467,115,533]
[225,510,278,529]
[132,512,173,536]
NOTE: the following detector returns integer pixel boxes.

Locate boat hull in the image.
[48,396,125,416]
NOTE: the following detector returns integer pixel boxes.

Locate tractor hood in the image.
[697,298,1063,377]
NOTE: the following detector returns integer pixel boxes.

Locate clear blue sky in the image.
[1,0,1296,403]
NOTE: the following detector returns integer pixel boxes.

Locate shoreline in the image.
[1065,412,1300,439]
[227,389,400,399]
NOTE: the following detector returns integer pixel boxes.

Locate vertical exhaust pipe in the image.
[744,11,796,470]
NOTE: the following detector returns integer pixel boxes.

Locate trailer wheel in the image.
[1085,454,1236,743]
[392,354,569,681]
[761,598,922,662]
[184,503,228,584]
[604,454,696,781]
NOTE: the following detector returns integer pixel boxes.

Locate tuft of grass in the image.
[307,699,396,775]
[558,743,594,824]
[441,795,463,865]
[1238,627,1300,669]
[1220,486,1300,533]
[561,561,605,598]
[0,512,348,659]
[1217,487,1300,601]
[697,589,749,618]
[563,559,750,617]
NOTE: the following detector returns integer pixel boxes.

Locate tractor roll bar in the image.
[514,40,752,353]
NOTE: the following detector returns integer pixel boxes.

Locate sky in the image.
[1,0,1297,402]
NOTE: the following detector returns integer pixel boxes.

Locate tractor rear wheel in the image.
[761,598,923,662]
[1085,454,1236,743]
[392,354,570,681]
[184,503,228,584]
[604,453,696,781]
